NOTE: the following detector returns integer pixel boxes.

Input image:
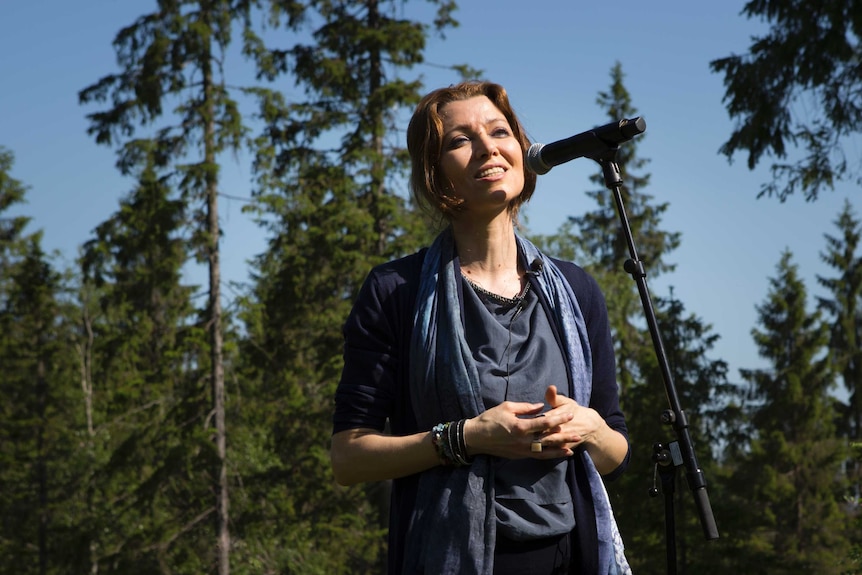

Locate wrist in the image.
[431,419,473,466]
[463,417,477,457]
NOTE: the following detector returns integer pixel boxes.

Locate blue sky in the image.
[1,1,857,386]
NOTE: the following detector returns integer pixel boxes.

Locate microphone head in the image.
[526,142,551,175]
[619,116,647,139]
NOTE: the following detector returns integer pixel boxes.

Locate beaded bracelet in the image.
[431,420,473,467]
[431,422,454,465]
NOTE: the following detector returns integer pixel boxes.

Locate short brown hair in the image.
[406,81,536,219]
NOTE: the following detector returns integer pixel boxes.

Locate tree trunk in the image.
[77,298,99,574]
[201,4,229,572]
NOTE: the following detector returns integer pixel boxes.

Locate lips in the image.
[476,166,506,178]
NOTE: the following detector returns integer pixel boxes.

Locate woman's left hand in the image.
[538,385,602,455]
[539,385,629,474]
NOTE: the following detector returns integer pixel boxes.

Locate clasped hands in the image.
[463,385,603,460]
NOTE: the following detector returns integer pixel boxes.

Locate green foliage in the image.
[9,2,862,573]
[531,64,730,573]
[534,62,681,399]
[607,290,734,575]
[77,2,284,571]
[233,1,466,571]
[0,148,81,575]
[575,61,680,278]
[73,147,215,574]
[710,0,862,201]
[817,201,862,437]
[0,148,30,248]
[728,251,852,573]
[817,201,862,570]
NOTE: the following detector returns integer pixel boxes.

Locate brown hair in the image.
[406,81,536,219]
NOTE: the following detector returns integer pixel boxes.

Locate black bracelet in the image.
[431,420,473,466]
[452,419,473,466]
[460,419,473,464]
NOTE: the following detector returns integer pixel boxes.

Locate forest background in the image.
[2,0,861,574]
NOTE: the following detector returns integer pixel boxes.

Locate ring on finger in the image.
[531,437,543,453]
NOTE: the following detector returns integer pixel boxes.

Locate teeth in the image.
[477,167,504,178]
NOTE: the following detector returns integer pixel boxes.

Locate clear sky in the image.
[1,1,857,387]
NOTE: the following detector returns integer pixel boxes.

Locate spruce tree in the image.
[816,200,862,569]
[235,2,465,571]
[817,200,862,441]
[0,148,80,575]
[530,63,723,573]
[567,61,681,398]
[597,285,733,575]
[77,3,299,571]
[727,251,850,574]
[75,144,211,574]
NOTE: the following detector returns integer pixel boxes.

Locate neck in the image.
[451,216,523,297]
[452,216,517,270]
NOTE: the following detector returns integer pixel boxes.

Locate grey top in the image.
[461,275,576,541]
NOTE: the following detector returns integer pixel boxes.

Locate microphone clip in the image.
[525,258,544,277]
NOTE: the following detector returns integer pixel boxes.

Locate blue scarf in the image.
[405,228,631,574]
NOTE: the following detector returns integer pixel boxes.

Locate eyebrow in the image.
[443,116,509,136]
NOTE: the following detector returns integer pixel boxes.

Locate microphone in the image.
[526,117,646,174]
[525,257,544,277]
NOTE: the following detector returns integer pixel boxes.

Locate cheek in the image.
[438,154,466,188]
[513,170,525,192]
[506,143,526,189]
[506,151,525,187]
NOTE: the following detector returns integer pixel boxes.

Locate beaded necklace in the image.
[460,272,531,307]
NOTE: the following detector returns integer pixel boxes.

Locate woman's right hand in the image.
[463,400,574,460]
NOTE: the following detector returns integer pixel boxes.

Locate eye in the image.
[492,127,512,138]
[446,135,469,149]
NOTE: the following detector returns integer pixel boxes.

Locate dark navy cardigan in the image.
[333,248,630,574]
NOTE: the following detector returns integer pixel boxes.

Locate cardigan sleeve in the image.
[332,252,423,436]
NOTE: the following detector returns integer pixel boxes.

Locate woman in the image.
[331,81,631,575]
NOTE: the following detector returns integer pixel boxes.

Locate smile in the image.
[476,166,505,178]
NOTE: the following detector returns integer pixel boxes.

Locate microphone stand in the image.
[588,145,720,575]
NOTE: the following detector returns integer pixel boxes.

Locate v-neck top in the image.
[461,276,576,541]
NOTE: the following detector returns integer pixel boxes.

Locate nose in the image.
[475,133,499,158]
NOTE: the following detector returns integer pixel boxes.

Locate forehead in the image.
[440,96,506,130]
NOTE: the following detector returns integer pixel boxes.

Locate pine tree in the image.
[726,251,850,573]
[234,1,466,571]
[605,287,733,575]
[77,3,294,571]
[567,61,681,398]
[0,148,81,575]
[74,144,212,574]
[816,200,862,570]
[817,200,862,442]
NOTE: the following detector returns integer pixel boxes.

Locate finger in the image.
[529,439,573,459]
[511,402,545,418]
[544,385,559,406]
[531,412,572,436]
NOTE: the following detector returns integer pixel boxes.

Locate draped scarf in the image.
[405,227,631,575]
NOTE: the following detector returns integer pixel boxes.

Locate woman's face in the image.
[438,96,525,218]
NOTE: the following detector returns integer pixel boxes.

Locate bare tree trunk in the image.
[77,298,99,574]
[201,4,229,572]
[366,0,389,258]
